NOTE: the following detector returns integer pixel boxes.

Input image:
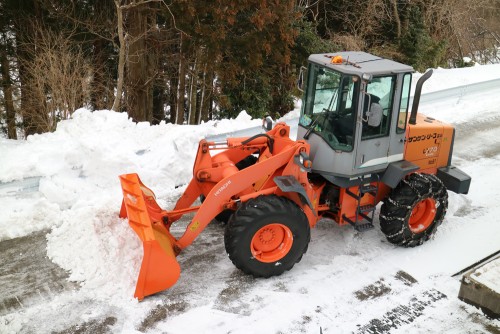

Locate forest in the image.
[0,0,499,139]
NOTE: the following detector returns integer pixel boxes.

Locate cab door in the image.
[355,75,396,169]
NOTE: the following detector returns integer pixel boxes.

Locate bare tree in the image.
[20,27,92,132]
[422,0,499,65]
[328,0,387,50]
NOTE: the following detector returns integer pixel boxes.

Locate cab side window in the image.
[397,73,412,134]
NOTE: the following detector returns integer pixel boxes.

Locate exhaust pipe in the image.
[409,69,433,125]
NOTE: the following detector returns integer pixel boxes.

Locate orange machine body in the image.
[404,114,455,173]
[119,114,460,300]
[118,52,471,300]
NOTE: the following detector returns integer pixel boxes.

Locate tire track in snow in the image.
[0,230,79,317]
[356,289,447,334]
[283,271,445,333]
[349,270,448,334]
[354,271,417,301]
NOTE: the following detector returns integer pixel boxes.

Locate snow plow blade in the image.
[119,173,180,300]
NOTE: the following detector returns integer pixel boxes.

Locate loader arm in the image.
[176,140,306,249]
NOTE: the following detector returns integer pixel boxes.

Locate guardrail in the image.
[418,78,500,104]
[0,176,41,196]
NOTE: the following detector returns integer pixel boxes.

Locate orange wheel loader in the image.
[119,52,471,300]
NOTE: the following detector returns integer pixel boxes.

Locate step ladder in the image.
[342,178,379,232]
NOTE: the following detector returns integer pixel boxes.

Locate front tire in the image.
[224,195,310,277]
[380,173,448,247]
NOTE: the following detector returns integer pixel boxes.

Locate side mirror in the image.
[297,66,307,92]
[362,73,373,82]
[262,116,273,131]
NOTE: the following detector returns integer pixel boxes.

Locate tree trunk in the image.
[0,46,17,139]
[208,92,214,121]
[90,38,109,110]
[390,0,401,39]
[198,61,210,124]
[168,76,177,123]
[112,0,126,112]
[188,56,198,125]
[176,33,187,124]
[197,75,205,124]
[152,86,164,124]
[125,3,155,122]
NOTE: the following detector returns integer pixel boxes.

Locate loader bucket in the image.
[119,173,181,300]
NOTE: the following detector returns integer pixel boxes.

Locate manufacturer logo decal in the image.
[214,180,232,197]
[408,132,442,143]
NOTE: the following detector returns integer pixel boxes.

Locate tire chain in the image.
[386,175,430,244]
[380,173,439,221]
[380,173,448,247]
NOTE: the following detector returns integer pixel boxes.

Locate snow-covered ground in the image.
[1,64,500,333]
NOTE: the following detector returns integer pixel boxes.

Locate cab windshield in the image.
[299,64,359,152]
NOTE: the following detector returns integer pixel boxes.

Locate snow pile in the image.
[0,109,262,238]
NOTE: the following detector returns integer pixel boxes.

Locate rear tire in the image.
[379,173,448,247]
[224,195,310,277]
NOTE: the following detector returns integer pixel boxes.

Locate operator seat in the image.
[362,94,383,137]
[367,101,382,127]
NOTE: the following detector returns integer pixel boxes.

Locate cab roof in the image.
[308,51,414,77]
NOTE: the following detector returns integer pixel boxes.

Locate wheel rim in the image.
[408,198,437,233]
[250,223,293,263]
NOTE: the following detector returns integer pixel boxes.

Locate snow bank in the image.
[413,63,500,93]
[0,109,262,241]
[0,108,263,310]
